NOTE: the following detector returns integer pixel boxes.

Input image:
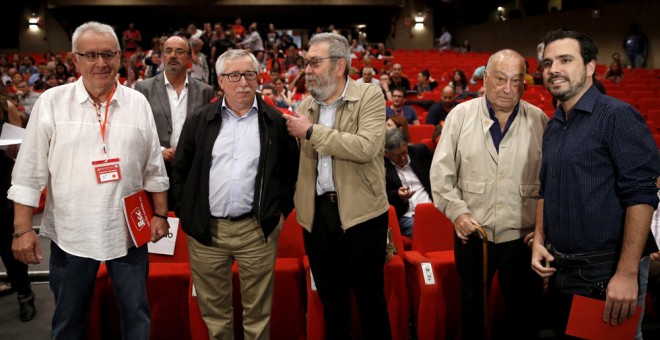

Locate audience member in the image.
[171,49,299,339]
[390,63,411,91]
[0,85,34,322]
[532,29,660,339]
[603,60,624,83]
[470,65,485,85]
[190,37,210,84]
[10,21,169,339]
[386,87,420,125]
[231,17,246,40]
[414,69,438,94]
[122,22,142,51]
[379,73,393,101]
[265,23,280,51]
[449,69,471,99]
[14,81,40,115]
[386,114,410,142]
[432,49,547,339]
[438,27,452,51]
[623,22,648,69]
[384,128,433,238]
[18,56,39,76]
[241,22,264,53]
[282,32,392,339]
[426,86,456,125]
[356,67,379,85]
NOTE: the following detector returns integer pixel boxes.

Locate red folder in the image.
[122,190,153,247]
[566,294,641,339]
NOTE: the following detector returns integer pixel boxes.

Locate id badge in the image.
[92,158,122,184]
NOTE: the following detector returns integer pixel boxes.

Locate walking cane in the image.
[472,224,489,338]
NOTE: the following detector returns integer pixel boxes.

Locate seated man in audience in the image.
[384,128,433,237]
[356,67,379,85]
[18,56,39,76]
[426,86,456,125]
[14,81,41,115]
[386,87,420,125]
[390,63,411,91]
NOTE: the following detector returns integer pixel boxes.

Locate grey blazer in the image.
[135,73,214,148]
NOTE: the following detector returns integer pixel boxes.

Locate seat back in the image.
[408,124,435,144]
[278,209,305,260]
[411,203,454,253]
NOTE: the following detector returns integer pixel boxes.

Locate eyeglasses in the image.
[163,48,188,56]
[303,56,341,69]
[74,50,119,62]
[221,71,258,82]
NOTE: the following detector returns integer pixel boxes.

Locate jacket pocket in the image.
[358,166,377,197]
[519,184,540,198]
[458,179,486,194]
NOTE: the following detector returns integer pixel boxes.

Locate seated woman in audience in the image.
[415,69,439,95]
[386,115,410,143]
[270,59,284,76]
[603,61,624,83]
[449,69,471,99]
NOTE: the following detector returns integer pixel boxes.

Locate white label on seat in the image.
[421,262,435,285]
[310,270,317,291]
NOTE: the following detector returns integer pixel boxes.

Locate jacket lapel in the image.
[155,74,173,130]
[186,80,198,117]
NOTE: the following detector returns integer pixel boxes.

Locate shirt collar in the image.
[75,77,122,106]
[485,97,520,121]
[390,155,411,170]
[313,77,350,108]
[552,84,600,122]
[163,73,189,88]
[221,96,259,119]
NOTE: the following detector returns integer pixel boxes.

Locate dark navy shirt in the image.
[539,85,660,254]
[486,99,519,152]
[386,105,418,125]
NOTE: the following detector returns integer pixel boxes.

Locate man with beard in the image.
[425,86,456,125]
[135,36,213,207]
[282,32,391,340]
[431,49,547,339]
[531,30,660,339]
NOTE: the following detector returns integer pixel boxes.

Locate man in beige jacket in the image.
[430,49,548,339]
[283,32,391,340]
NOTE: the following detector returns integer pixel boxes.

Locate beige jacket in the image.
[430,97,548,243]
[294,79,389,231]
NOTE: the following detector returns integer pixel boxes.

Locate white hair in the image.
[71,21,120,53]
[215,49,259,76]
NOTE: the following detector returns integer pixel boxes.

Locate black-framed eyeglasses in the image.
[74,50,119,62]
[163,48,188,56]
[303,56,342,69]
[221,71,258,82]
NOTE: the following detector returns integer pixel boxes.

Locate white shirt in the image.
[439,31,452,51]
[315,81,349,195]
[8,79,169,261]
[651,192,660,250]
[208,97,260,217]
[391,157,432,217]
[163,74,189,149]
[356,78,380,86]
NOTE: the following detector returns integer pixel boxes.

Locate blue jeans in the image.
[49,241,150,340]
[550,254,649,340]
[398,216,414,238]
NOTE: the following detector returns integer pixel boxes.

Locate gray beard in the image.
[307,75,334,102]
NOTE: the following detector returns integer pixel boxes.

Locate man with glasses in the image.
[386,87,420,125]
[431,49,547,339]
[9,21,169,339]
[135,36,213,208]
[171,49,299,339]
[283,32,391,339]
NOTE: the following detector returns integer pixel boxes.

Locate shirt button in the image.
[497,175,504,181]
[496,204,502,210]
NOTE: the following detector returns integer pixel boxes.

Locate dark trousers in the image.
[0,207,31,295]
[49,242,150,340]
[303,196,391,340]
[454,234,542,340]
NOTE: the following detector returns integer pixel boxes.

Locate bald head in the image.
[486,49,526,75]
[484,49,526,113]
[442,86,455,110]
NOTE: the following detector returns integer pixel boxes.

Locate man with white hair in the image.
[356,66,379,85]
[9,21,169,339]
[172,49,299,339]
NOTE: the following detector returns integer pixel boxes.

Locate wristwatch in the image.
[305,125,313,140]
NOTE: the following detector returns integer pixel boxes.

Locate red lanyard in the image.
[93,85,116,160]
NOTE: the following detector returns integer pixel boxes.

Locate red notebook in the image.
[566,294,641,340]
[122,190,153,247]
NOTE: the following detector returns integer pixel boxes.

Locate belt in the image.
[552,249,618,268]
[318,192,338,203]
[212,211,255,222]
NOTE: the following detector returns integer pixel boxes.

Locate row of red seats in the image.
[86,205,507,340]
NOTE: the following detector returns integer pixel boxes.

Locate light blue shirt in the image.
[208,97,260,217]
[315,80,349,195]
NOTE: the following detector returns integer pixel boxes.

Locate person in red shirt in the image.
[122,23,142,51]
[231,17,246,40]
